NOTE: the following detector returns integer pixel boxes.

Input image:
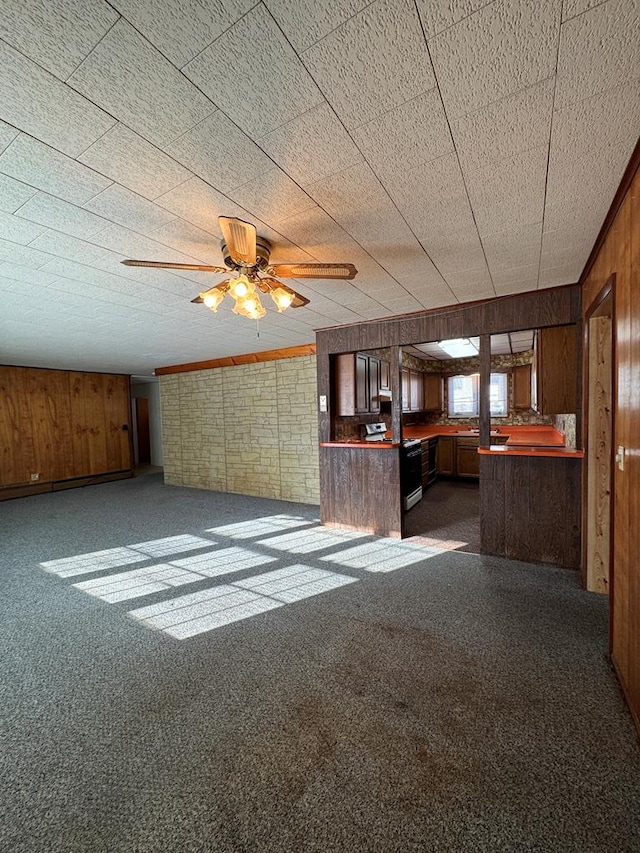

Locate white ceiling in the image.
[0,0,638,375]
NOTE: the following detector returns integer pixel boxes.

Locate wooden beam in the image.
[155,343,316,375]
[479,334,491,447]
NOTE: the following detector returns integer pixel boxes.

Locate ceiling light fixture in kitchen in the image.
[438,338,479,358]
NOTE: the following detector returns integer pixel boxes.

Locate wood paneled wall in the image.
[581,163,640,735]
[0,366,132,490]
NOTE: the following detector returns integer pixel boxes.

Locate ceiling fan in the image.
[121,216,357,320]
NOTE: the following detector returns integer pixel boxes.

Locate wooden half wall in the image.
[0,366,132,498]
[581,152,640,736]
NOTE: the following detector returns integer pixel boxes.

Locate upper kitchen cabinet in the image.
[513,363,533,410]
[401,368,424,412]
[334,352,387,416]
[423,373,443,412]
[532,325,578,415]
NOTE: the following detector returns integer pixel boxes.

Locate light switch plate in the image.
[319,395,327,412]
[616,445,625,471]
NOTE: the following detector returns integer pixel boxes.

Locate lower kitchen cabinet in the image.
[456,438,480,478]
[421,437,438,488]
[436,436,454,476]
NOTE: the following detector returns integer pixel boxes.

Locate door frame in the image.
[582,275,616,648]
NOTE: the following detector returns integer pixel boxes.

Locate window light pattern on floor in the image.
[320,540,445,573]
[255,527,368,553]
[72,548,277,603]
[129,565,357,639]
[205,514,315,539]
[40,535,215,577]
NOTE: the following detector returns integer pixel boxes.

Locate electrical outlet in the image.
[616,445,625,471]
[31,473,40,481]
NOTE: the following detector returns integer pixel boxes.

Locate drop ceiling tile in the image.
[444,264,494,291]
[83,184,176,233]
[265,0,371,52]
[0,261,61,287]
[0,134,113,205]
[562,0,604,19]
[0,236,54,267]
[0,41,116,158]
[302,0,435,130]
[183,4,324,138]
[452,78,555,174]
[352,89,453,178]
[538,262,582,288]
[275,205,363,263]
[155,177,232,236]
[555,0,640,109]
[166,112,272,194]
[29,229,120,267]
[229,169,316,224]
[0,175,38,213]
[421,227,487,276]
[258,103,362,187]
[109,0,255,67]
[15,193,109,239]
[89,223,206,266]
[1,0,119,81]
[465,145,549,236]
[416,0,490,38]
[492,264,539,293]
[0,211,47,244]
[0,120,19,155]
[482,221,542,271]
[68,19,215,149]
[429,0,561,120]
[78,124,192,201]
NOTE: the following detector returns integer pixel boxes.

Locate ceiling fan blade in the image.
[260,277,310,309]
[191,296,204,303]
[219,216,257,266]
[121,259,228,273]
[269,263,357,280]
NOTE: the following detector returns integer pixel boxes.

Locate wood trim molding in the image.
[579,139,640,286]
[155,343,316,375]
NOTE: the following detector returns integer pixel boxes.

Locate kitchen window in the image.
[447,372,509,418]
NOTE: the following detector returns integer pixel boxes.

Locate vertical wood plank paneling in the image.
[103,374,132,471]
[27,368,74,482]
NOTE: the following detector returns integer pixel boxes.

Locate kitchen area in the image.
[317,285,584,569]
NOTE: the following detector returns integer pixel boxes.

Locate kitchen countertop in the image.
[322,425,583,458]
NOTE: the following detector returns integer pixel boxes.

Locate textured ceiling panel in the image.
[78,124,192,200]
[302,0,435,129]
[230,169,317,225]
[83,184,177,233]
[0,0,120,81]
[0,134,112,205]
[89,223,208,266]
[0,210,47,244]
[0,236,54,267]
[351,89,453,178]
[0,41,115,157]
[562,0,605,19]
[0,261,62,288]
[555,0,640,109]
[145,220,227,267]
[465,146,549,236]
[183,4,324,138]
[0,174,38,213]
[0,120,19,155]
[109,0,256,67]
[482,222,543,272]
[258,103,363,187]
[264,0,371,53]
[30,229,123,268]
[166,112,273,193]
[430,0,561,120]
[421,227,488,277]
[16,193,109,239]
[68,20,214,148]
[416,0,492,38]
[451,78,555,173]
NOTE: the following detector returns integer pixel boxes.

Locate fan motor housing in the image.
[221,236,271,270]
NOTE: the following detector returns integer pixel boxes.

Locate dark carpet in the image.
[1,474,639,853]
[404,479,481,552]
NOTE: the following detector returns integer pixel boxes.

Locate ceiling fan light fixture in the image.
[233,291,266,320]
[201,286,226,311]
[269,284,294,312]
[227,273,253,300]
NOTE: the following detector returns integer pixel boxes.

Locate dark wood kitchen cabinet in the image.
[402,368,424,412]
[532,325,578,415]
[380,359,390,392]
[421,437,438,488]
[456,437,480,478]
[437,436,454,476]
[513,363,532,410]
[423,373,442,411]
[335,352,382,415]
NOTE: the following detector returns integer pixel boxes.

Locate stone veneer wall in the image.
[159,355,319,505]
